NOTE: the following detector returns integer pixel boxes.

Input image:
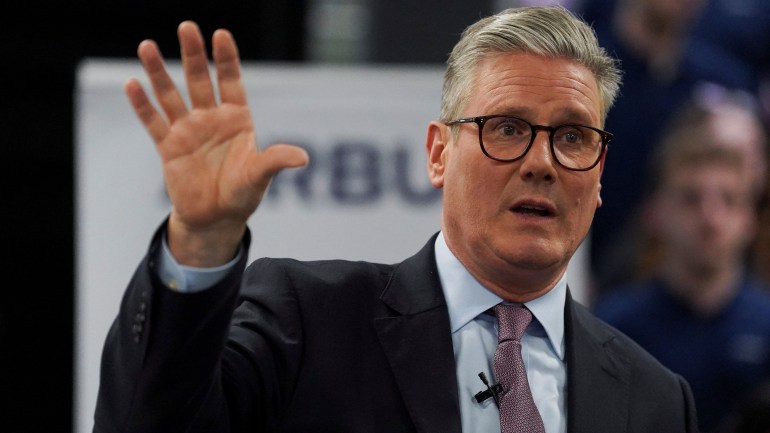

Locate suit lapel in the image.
[374,234,462,433]
[565,292,631,433]
[372,239,633,433]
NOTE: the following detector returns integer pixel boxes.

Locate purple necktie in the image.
[493,304,546,433]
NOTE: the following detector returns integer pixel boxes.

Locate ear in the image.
[596,147,608,208]
[596,183,603,208]
[426,121,449,188]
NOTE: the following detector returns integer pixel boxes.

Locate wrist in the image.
[166,214,246,267]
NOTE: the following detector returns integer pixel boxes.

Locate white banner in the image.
[74,60,589,432]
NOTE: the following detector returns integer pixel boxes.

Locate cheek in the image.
[574,198,597,233]
[729,214,756,244]
[447,152,497,200]
[571,179,602,221]
[442,158,489,221]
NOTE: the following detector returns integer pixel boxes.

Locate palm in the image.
[161,102,261,226]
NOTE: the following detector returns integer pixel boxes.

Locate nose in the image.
[519,129,556,181]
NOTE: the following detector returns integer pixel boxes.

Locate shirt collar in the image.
[434,231,566,360]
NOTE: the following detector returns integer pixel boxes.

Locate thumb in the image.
[251,143,310,184]
[262,143,310,172]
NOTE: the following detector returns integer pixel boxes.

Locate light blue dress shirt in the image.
[434,232,567,433]
[159,232,567,432]
[157,238,241,293]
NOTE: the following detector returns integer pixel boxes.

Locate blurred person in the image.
[699,88,768,195]
[622,89,770,284]
[93,6,699,433]
[577,0,765,289]
[593,99,770,432]
[684,89,770,286]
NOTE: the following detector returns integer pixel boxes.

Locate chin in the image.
[512,256,562,272]
[499,245,564,271]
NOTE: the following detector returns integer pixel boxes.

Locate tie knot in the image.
[494,304,532,342]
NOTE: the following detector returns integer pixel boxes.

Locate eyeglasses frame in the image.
[444,114,614,171]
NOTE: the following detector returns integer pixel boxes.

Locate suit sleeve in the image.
[93,223,271,433]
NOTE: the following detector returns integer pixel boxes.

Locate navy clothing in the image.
[594,277,770,432]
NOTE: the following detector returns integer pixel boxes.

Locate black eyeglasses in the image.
[445,115,613,171]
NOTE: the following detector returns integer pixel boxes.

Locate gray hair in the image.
[441,6,622,124]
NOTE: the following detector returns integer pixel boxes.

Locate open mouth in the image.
[511,204,553,217]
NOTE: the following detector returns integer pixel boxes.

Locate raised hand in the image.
[124,21,309,267]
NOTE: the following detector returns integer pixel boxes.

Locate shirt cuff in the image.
[158,236,243,293]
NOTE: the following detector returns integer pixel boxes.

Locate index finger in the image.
[212,29,248,106]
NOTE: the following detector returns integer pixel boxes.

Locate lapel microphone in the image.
[474,372,502,406]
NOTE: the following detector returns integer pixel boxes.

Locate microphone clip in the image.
[474,372,502,406]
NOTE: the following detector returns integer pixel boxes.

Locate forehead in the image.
[666,163,750,194]
[468,52,602,125]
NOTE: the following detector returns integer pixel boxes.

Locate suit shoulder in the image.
[242,256,395,296]
[568,300,698,430]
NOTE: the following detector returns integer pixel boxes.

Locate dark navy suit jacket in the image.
[94,228,698,432]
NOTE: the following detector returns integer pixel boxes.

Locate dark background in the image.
[0,1,492,431]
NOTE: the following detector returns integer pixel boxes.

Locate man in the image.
[94,6,697,433]
[594,98,770,432]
